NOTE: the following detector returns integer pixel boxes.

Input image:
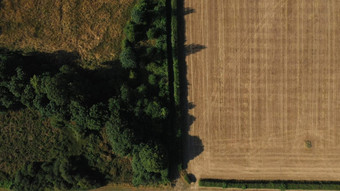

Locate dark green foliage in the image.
[0,171,12,189]
[155,34,167,51]
[81,129,134,185]
[0,0,175,188]
[147,28,157,39]
[106,98,136,157]
[120,47,137,69]
[87,102,108,130]
[146,62,167,76]
[148,74,157,85]
[154,18,167,32]
[70,101,87,128]
[124,22,136,42]
[0,109,71,176]
[137,84,147,94]
[138,143,167,173]
[70,101,108,132]
[0,86,20,110]
[0,51,132,190]
[40,74,70,106]
[131,0,148,24]
[144,99,168,119]
[199,179,340,190]
[120,84,130,101]
[181,171,191,184]
[131,152,155,186]
[112,0,172,185]
[13,156,106,191]
[131,144,169,186]
[106,119,135,157]
[171,0,180,105]
[82,133,133,183]
[0,53,25,110]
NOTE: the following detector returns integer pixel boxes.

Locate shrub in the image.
[106,119,135,157]
[138,143,167,173]
[0,171,12,189]
[199,179,340,190]
[147,27,157,39]
[148,74,156,85]
[131,0,147,24]
[124,22,136,42]
[120,47,137,69]
[144,100,168,119]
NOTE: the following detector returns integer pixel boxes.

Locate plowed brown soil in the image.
[185,0,340,182]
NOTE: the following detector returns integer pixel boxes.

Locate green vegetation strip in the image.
[199,179,340,190]
[171,0,180,106]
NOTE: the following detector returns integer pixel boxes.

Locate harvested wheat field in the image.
[0,0,135,66]
[185,0,340,182]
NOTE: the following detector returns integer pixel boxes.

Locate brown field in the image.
[185,0,340,182]
[0,0,135,67]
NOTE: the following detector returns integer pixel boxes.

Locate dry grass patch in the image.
[0,0,135,68]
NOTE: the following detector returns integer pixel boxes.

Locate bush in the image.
[106,118,135,157]
[120,47,137,69]
[138,143,167,173]
[148,74,157,85]
[199,179,340,190]
[144,100,168,119]
[13,156,106,191]
[0,171,12,189]
[124,22,136,42]
[131,152,155,186]
[180,170,191,184]
[131,0,147,24]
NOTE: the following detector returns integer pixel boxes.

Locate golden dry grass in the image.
[0,0,135,67]
[185,0,340,182]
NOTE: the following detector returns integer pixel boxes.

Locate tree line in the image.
[0,0,173,189]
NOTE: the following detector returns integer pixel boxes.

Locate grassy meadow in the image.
[0,0,135,68]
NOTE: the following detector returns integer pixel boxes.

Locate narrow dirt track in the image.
[185,0,340,182]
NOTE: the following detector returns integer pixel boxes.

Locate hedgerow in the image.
[199,179,340,190]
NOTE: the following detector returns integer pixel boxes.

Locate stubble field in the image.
[185,0,340,181]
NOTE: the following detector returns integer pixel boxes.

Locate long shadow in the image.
[184,7,195,15]
[178,0,205,178]
[185,44,206,56]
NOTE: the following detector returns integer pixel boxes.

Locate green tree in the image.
[131,153,154,186]
[144,100,168,119]
[148,74,156,85]
[131,0,147,24]
[138,143,167,173]
[106,118,135,157]
[120,47,137,69]
[40,74,69,106]
[87,102,108,130]
[124,22,136,42]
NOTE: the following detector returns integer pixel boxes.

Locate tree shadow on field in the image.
[185,44,206,56]
[178,0,204,178]
[184,7,195,15]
